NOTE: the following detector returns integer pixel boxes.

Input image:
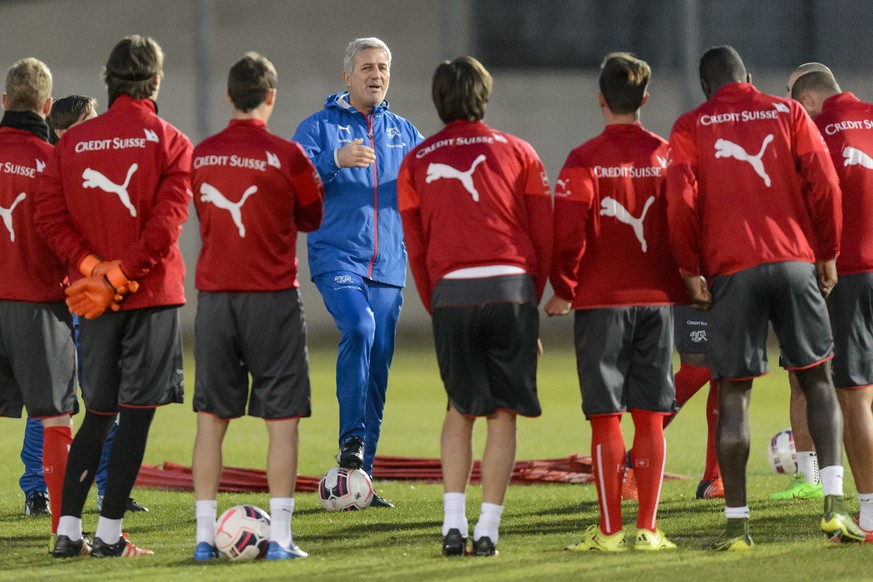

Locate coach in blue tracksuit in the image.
[293,37,422,507]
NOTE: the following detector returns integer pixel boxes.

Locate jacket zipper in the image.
[367,113,378,278]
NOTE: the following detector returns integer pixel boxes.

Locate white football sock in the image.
[819,465,844,497]
[796,451,819,484]
[857,492,873,531]
[57,515,82,540]
[270,498,295,547]
[195,499,217,545]
[724,506,750,519]
[442,492,467,537]
[473,502,503,544]
[95,516,123,545]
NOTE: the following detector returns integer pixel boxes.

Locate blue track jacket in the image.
[293,92,423,287]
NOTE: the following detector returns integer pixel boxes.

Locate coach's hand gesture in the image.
[336,138,376,168]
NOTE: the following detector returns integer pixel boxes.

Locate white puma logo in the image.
[338,125,351,133]
[143,128,159,143]
[35,159,45,172]
[599,195,656,252]
[656,155,668,169]
[266,151,281,169]
[199,182,258,238]
[843,146,873,169]
[82,164,139,217]
[0,192,26,242]
[555,178,571,197]
[773,102,790,113]
[492,133,508,143]
[714,134,774,187]
[425,154,487,202]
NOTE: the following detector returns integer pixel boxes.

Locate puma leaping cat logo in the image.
[425,154,487,202]
[714,134,774,187]
[82,164,138,217]
[200,182,258,238]
[599,195,655,252]
[0,192,26,242]
[843,146,873,169]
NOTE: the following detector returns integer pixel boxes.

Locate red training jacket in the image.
[191,118,324,291]
[397,120,553,313]
[551,122,687,309]
[0,125,66,302]
[35,95,192,309]
[813,92,873,275]
[667,83,842,277]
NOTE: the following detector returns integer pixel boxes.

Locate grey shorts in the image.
[673,304,710,354]
[432,275,541,417]
[708,262,833,381]
[78,306,185,413]
[573,306,677,418]
[194,290,312,419]
[0,301,77,418]
[827,272,873,388]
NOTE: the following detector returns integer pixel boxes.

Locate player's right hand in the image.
[65,276,125,319]
[683,274,712,312]
[336,138,376,168]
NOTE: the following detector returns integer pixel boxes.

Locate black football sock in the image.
[60,412,116,518]
[100,407,156,520]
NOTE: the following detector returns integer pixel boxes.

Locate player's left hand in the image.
[65,276,124,319]
[544,295,572,317]
[815,259,837,298]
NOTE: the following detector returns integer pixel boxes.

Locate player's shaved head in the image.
[699,45,746,98]
[786,62,832,96]
[791,70,840,100]
[790,70,841,117]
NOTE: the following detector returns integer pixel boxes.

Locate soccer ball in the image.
[318,466,374,511]
[214,504,271,560]
[768,428,797,474]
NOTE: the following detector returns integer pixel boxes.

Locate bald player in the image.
[791,68,873,542]
[770,63,836,503]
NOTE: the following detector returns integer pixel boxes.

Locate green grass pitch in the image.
[1,342,871,581]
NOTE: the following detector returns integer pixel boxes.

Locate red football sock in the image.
[663,364,711,429]
[590,414,625,535]
[703,380,721,480]
[630,409,666,532]
[43,424,72,535]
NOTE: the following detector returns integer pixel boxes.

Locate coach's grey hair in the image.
[343,37,392,74]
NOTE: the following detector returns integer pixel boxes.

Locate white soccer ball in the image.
[768,428,797,474]
[318,466,374,511]
[214,504,271,560]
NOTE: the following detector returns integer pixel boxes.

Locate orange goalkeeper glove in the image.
[65,276,125,319]
[77,254,139,294]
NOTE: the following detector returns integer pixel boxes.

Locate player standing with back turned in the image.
[399,56,552,557]
[38,35,191,558]
[547,52,686,552]
[190,52,324,561]
[667,45,865,549]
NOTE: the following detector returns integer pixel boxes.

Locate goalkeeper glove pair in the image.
[65,254,139,319]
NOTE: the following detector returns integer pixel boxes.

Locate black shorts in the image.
[673,304,710,354]
[0,301,77,418]
[194,290,312,419]
[708,262,833,381]
[78,306,184,413]
[431,275,541,417]
[827,272,873,388]
[574,306,677,418]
